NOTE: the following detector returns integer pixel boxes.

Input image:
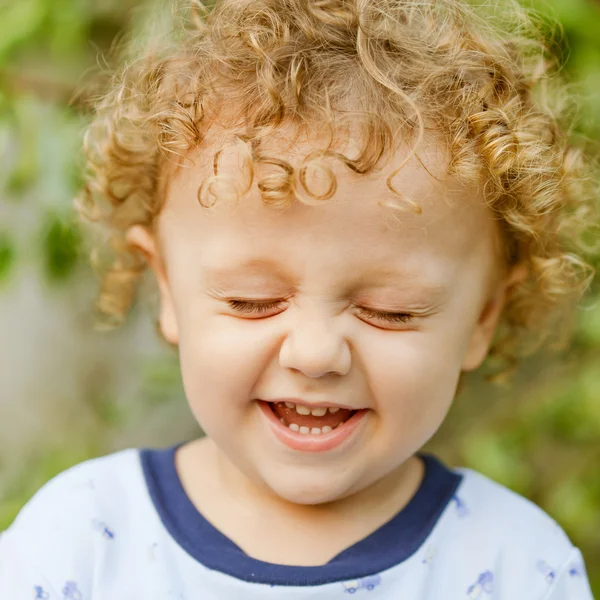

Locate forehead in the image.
[159,125,500,277]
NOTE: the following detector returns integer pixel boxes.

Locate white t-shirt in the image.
[0,442,594,599]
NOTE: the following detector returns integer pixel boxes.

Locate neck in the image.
[212,437,424,528]
[177,436,425,565]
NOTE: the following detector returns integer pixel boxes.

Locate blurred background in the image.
[0,0,599,592]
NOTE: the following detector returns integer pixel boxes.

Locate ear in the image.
[461,263,528,372]
[126,225,179,345]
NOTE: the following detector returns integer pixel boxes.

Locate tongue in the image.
[270,403,354,429]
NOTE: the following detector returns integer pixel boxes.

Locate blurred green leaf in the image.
[41,212,81,282]
[547,477,599,532]
[4,95,41,198]
[461,431,533,494]
[0,0,45,65]
[577,302,600,346]
[0,231,15,283]
[48,1,87,57]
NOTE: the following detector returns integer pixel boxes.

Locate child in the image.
[1,0,597,597]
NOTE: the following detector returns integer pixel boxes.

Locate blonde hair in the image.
[77,0,598,378]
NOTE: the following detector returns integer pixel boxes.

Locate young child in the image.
[1,0,597,598]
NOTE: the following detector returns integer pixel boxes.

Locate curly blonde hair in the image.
[77,0,598,378]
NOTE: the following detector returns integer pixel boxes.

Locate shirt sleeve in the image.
[540,547,595,600]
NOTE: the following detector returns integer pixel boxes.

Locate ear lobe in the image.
[461,295,504,372]
[126,225,179,345]
[461,262,528,372]
[126,225,162,274]
[505,263,528,298]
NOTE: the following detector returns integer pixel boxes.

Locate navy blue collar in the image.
[140,442,462,586]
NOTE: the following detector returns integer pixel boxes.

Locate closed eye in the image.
[358,308,414,324]
[226,300,414,325]
[227,300,283,315]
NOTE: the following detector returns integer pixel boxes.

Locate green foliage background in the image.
[0,0,599,592]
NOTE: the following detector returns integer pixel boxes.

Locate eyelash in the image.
[226,300,414,324]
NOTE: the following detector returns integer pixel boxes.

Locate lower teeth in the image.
[286,423,338,435]
[274,405,354,435]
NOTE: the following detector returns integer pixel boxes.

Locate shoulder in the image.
[431,466,596,598]
[0,448,144,577]
[449,466,575,570]
[455,467,568,537]
[7,447,143,531]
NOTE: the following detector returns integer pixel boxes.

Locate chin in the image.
[262,470,358,506]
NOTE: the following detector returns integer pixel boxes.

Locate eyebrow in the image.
[203,259,294,282]
[203,259,448,301]
[350,275,449,306]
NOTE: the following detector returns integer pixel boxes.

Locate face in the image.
[129,127,515,506]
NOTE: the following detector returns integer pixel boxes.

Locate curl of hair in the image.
[76,0,599,378]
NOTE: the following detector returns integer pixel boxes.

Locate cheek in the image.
[366,333,462,435]
[176,312,271,418]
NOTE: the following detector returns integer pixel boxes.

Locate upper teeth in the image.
[284,402,340,416]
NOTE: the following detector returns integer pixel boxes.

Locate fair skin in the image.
[127,125,524,566]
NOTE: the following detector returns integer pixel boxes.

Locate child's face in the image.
[130,128,515,505]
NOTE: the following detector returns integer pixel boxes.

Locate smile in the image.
[257,400,370,452]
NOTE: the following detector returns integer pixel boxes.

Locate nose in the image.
[278,310,351,378]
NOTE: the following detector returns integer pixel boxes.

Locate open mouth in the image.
[258,400,369,452]
[267,401,357,436]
